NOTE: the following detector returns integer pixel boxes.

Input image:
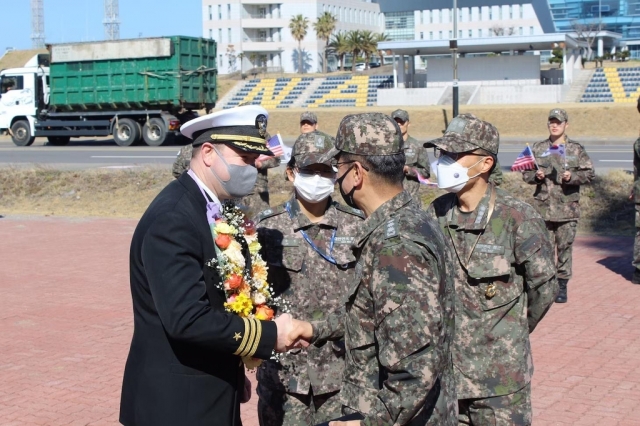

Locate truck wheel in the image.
[11,121,35,146]
[113,118,141,147]
[142,118,167,146]
[47,136,71,146]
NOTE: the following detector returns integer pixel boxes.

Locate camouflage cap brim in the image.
[296,152,334,168]
[427,134,480,154]
[317,146,341,165]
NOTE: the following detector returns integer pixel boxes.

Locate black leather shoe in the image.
[555,278,568,303]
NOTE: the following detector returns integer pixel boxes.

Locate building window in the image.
[489,7,493,20]
[384,11,415,41]
[479,7,482,21]
[208,5,212,20]
[219,54,223,66]
[439,30,443,39]
[520,5,524,19]
[449,30,452,38]
[419,11,423,24]
[449,9,452,22]
[209,29,213,39]
[468,29,472,37]
[429,31,433,40]
[228,28,232,42]
[509,5,513,19]
[488,29,492,37]
[227,4,231,19]
[459,29,462,38]
[479,28,483,37]
[499,7,502,20]
[218,28,222,42]
[420,32,424,39]
[429,11,433,23]
[439,10,443,23]
[530,26,534,35]
[218,5,222,19]
[519,27,523,35]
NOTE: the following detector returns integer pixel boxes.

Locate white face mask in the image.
[434,155,484,193]
[293,172,336,203]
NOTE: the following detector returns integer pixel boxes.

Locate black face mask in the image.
[336,165,358,209]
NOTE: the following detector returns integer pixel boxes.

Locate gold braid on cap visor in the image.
[207,134,267,146]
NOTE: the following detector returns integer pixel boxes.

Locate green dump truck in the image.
[0,36,217,146]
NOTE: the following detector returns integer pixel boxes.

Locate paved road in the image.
[0,135,635,174]
[1,216,639,425]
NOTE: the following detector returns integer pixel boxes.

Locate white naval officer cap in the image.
[180,105,273,156]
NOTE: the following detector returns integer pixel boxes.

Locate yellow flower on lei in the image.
[249,240,261,255]
[225,292,253,317]
[215,222,237,235]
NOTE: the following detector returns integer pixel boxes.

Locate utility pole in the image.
[451,0,459,118]
[104,0,120,40]
[31,0,45,48]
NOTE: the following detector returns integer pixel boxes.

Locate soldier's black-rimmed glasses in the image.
[433,148,486,162]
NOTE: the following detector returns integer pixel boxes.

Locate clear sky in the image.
[1,0,203,51]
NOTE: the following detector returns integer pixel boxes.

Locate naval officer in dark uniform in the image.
[120,105,293,426]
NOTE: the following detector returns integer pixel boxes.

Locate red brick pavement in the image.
[0,216,639,425]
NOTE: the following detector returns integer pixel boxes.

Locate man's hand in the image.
[561,170,571,182]
[329,421,362,426]
[535,169,545,180]
[274,313,293,352]
[240,376,252,403]
[288,318,314,348]
[255,159,263,169]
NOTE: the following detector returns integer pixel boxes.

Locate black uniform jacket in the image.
[120,172,277,426]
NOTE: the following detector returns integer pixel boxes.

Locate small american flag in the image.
[257,134,286,161]
[511,145,537,171]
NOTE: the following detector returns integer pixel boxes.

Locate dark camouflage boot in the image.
[555,279,568,303]
[632,269,640,285]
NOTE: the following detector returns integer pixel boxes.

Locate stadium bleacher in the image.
[224,77,314,109]
[581,67,640,103]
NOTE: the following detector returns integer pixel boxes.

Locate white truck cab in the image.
[0,54,50,146]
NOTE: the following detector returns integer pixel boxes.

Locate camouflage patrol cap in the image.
[426,113,499,155]
[548,108,568,122]
[319,113,403,162]
[300,111,318,124]
[391,109,410,122]
[291,131,336,168]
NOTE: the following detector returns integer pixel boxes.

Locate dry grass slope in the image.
[0,167,634,235]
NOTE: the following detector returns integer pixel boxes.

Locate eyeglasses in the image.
[297,168,337,179]
[334,160,370,172]
[433,148,486,161]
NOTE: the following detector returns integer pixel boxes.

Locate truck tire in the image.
[113,118,141,147]
[47,136,71,146]
[11,121,36,146]
[142,118,167,146]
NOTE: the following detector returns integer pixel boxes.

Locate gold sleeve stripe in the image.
[238,318,256,357]
[233,318,250,356]
[246,319,262,358]
[208,135,266,145]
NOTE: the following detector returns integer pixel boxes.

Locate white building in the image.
[203,0,383,74]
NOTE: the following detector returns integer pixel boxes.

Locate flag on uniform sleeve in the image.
[539,143,565,158]
[257,133,291,162]
[511,145,537,171]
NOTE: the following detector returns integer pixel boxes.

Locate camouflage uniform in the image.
[312,113,457,426]
[391,110,432,204]
[489,160,503,186]
[521,115,595,281]
[171,142,281,217]
[255,131,364,426]
[426,114,557,425]
[633,137,640,283]
[256,196,363,425]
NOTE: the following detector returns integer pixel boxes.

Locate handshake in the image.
[273,313,314,352]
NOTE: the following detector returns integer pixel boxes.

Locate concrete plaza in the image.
[1,216,639,425]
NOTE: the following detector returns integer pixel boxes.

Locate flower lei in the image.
[205,202,286,369]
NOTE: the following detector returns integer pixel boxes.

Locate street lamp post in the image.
[451,0,459,118]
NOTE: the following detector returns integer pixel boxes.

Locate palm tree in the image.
[346,30,364,72]
[289,14,309,74]
[329,32,349,71]
[359,30,378,69]
[313,12,337,74]
[374,32,391,66]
